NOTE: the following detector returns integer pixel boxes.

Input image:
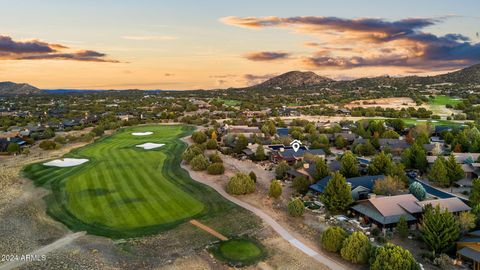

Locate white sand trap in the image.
[431,120,438,123]
[132,132,153,136]
[417,119,427,122]
[136,143,165,150]
[44,158,89,167]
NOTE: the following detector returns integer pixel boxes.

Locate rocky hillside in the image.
[249,71,334,89]
[0,82,41,95]
[433,63,480,84]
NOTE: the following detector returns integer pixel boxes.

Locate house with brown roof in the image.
[351,194,470,229]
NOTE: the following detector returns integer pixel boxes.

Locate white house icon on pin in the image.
[290,140,302,152]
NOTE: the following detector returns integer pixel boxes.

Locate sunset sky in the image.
[1,0,479,90]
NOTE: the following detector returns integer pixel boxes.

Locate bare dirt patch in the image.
[345,97,417,109]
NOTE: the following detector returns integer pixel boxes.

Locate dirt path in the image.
[0,231,86,270]
[189,219,229,241]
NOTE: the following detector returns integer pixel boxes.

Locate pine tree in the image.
[428,156,449,187]
[421,205,460,255]
[470,178,480,205]
[370,243,420,270]
[320,172,353,213]
[445,154,464,183]
[340,231,371,264]
[321,226,347,253]
[287,198,305,217]
[255,144,266,161]
[314,157,330,180]
[397,215,409,238]
[340,151,359,178]
[368,151,393,175]
[268,180,282,199]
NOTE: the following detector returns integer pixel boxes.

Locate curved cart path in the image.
[182,163,347,270]
[0,232,86,270]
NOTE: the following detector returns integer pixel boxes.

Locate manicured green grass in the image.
[218,98,241,106]
[23,125,236,238]
[429,95,462,106]
[211,238,266,267]
[401,118,464,127]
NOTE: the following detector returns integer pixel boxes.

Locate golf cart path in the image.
[182,164,347,270]
[0,231,86,270]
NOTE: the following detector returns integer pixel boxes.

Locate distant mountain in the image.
[249,71,334,89]
[0,81,41,95]
[433,63,480,84]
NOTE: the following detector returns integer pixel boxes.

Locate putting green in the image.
[23,125,234,238]
[211,238,266,267]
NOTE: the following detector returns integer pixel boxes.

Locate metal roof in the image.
[458,247,480,262]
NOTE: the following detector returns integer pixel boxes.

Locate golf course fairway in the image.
[23,125,235,238]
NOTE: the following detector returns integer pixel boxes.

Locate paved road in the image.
[183,164,347,270]
[0,232,86,270]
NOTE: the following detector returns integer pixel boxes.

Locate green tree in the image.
[234,134,248,153]
[340,231,371,264]
[268,180,282,199]
[402,143,428,172]
[389,162,408,185]
[255,144,266,161]
[470,178,480,205]
[409,182,427,201]
[320,172,353,213]
[314,157,330,180]
[6,143,20,154]
[261,120,276,137]
[428,156,449,187]
[335,135,348,149]
[191,131,207,144]
[292,175,310,194]
[190,154,209,171]
[445,154,464,183]
[457,212,476,234]
[368,151,393,175]
[287,198,305,217]
[421,205,460,255]
[275,161,290,179]
[397,215,409,238]
[226,173,256,195]
[370,243,420,270]
[340,151,359,177]
[321,226,347,253]
[381,130,400,139]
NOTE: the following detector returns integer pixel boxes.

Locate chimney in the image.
[280,147,284,152]
[303,163,310,169]
[368,193,376,199]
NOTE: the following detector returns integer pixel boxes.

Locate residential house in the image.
[270,145,325,164]
[351,195,470,229]
[457,230,480,270]
[310,175,385,200]
[379,138,410,155]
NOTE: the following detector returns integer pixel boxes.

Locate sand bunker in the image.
[136,143,165,150]
[44,158,89,167]
[132,132,153,136]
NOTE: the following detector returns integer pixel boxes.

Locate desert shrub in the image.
[190,154,209,171]
[192,131,208,144]
[39,140,57,150]
[321,226,347,253]
[227,173,256,195]
[268,180,282,199]
[206,139,218,150]
[209,153,223,163]
[183,145,204,162]
[207,163,225,175]
[54,136,67,144]
[249,171,257,183]
[287,198,305,217]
